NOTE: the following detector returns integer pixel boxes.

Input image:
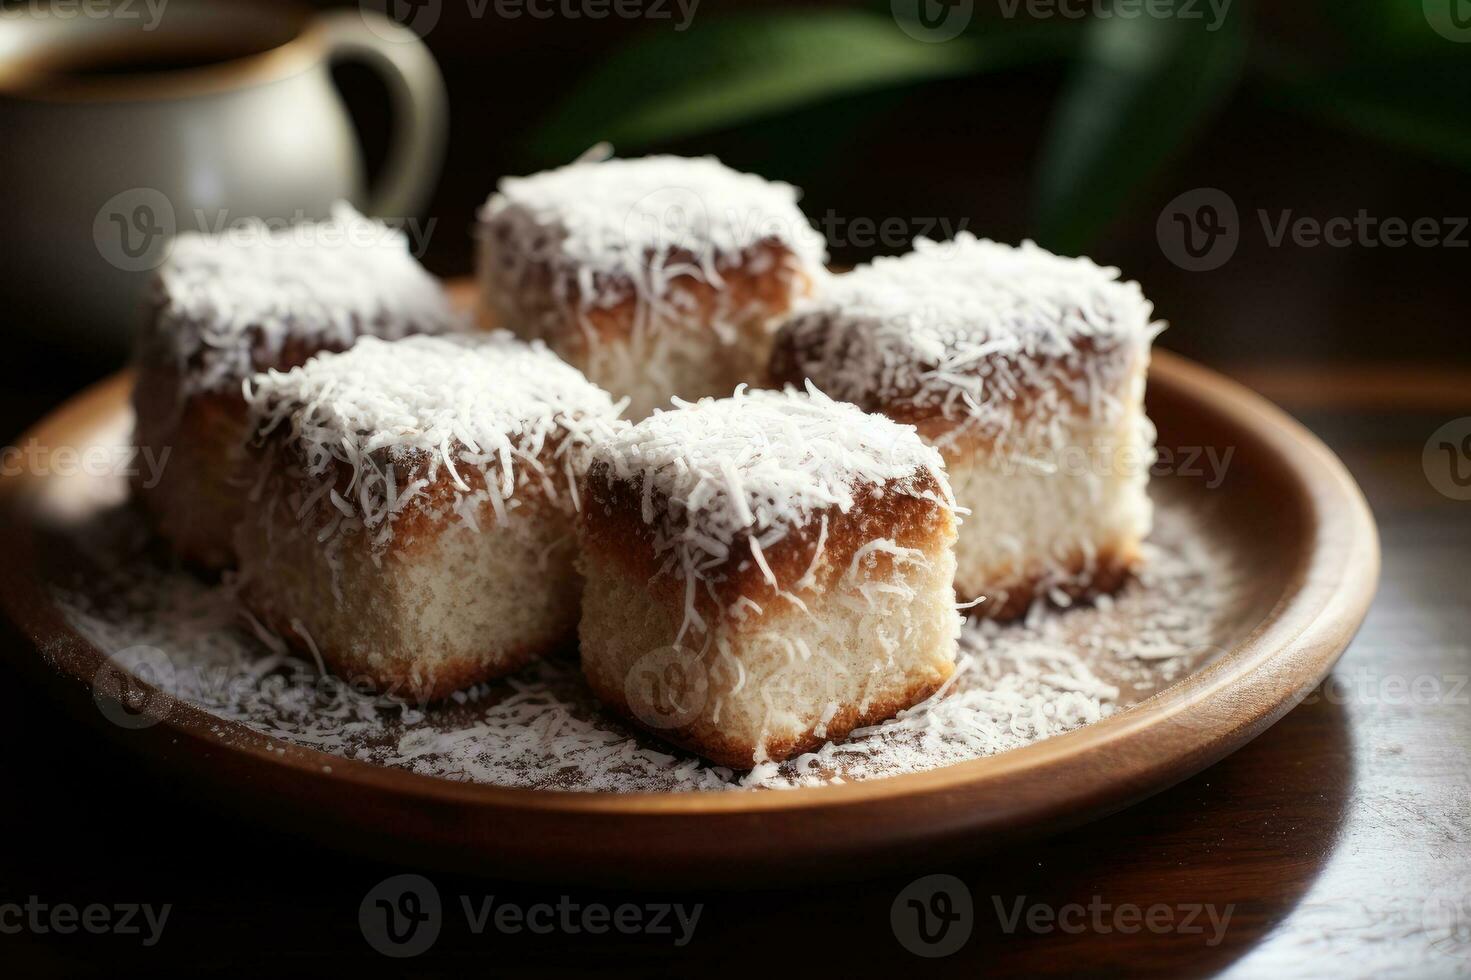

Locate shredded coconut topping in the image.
[586,385,951,632]
[53,482,1247,792]
[774,234,1162,445]
[244,332,626,545]
[480,154,828,295]
[150,202,461,394]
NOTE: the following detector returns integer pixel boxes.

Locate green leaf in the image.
[1328,0,1454,56]
[1261,54,1471,171]
[527,9,1077,165]
[1031,3,1247,255]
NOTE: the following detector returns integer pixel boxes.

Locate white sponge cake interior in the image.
[235,332,627,701]
[131,202,461,568]
[578,386,961,768]
[771,234,1160,617]
[476,153,828,418]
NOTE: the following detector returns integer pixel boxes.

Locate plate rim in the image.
[0,351,1379,854]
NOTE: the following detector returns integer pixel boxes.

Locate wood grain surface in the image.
[0,359,1463,977]
[0,350,1377,883]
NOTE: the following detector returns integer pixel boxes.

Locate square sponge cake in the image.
[476,153,827,419]
[770,235,1161,619]
[236,332,626,702]
[131,203,460,569]
[577,386,961,769]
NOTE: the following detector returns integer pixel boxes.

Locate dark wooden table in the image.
[0,358,1467,978]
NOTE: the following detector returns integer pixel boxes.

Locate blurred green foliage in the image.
[528,0,1471,254]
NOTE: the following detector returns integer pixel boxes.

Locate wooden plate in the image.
[0,350,1377,886]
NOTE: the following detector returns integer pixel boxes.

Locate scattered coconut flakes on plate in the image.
[51,485,1252,792]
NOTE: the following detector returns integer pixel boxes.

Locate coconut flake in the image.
[585,384,951,633]
[53,484,1246,791]
[774,234,1163,450]
[147,202,462,396]
[245,332,626,545]
[479,154,827,300]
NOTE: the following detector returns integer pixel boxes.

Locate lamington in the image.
[131,203,459,569]
[476,152,827,419]
[577,385,961,768]
[236,332,627,702]
[769,234,1161,618]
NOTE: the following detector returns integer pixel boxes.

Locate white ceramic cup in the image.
[0,1,448,352]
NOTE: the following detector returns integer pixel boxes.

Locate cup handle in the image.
[317,10,448,218]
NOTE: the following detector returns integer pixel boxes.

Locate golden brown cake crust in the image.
[130,364,248,569]
[769,322,1143,435]
[486,238,814,347]
[579,464,953,632]
[768,287,1153,622]
[130,317,390,570]
[246,429,574,561]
